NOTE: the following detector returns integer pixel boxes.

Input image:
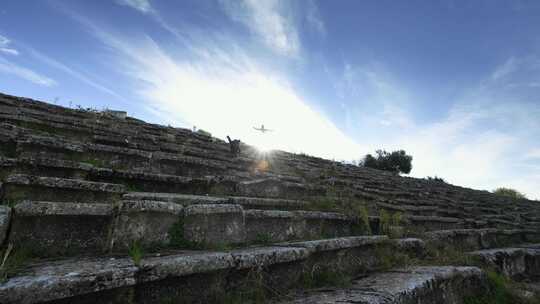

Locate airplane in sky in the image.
[253,124,273,133]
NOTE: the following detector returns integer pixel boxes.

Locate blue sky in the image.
[1,0,540,199]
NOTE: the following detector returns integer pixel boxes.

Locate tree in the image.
[493,187,526,200]
[361,149,413,174]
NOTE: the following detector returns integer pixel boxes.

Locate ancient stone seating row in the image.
[0,236,423,303]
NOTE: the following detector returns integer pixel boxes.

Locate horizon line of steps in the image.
[0,235,425,304]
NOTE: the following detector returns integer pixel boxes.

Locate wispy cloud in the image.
[0,34,19,56]
[306,0,326,36]
[0,56,56,87]
[26,47,124,101]
[220,0,301,57]
[115,0,153,14]
[337,57,540,199]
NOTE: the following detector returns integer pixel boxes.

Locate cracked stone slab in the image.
[5,174,126,193]
[0,257,137,304]
[230,246,310,269]
[229,196,308,210]
[123,192,230,205]
[13,201,114,216]
[281,266,487,303]
[118,200,183,215]
[138,251,235,283]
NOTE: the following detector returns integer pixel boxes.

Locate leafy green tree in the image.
[361,149,413,174]
[493,187,526,200]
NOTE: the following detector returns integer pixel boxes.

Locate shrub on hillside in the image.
[492,187,526,200]
[361,150,413,174]
[426,176,446,183]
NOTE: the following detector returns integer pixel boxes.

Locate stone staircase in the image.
[0,92,539,303]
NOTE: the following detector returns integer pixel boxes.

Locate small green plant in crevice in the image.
[1,199,17,208]
[168,219,199,249]
[0,244,31,282]
[253,233,273,245]
[301,264,351,289]
[223,267,269,304]
[391,212,402,226]
[375,243,416,270]
[358,205,372,235]
[81,158,105,168]
[125,183,142,193]
[463,271,539,304]
[379,209,391,235]
[128,241,144,266]
[422,244,478,267]
[168,219,232,251]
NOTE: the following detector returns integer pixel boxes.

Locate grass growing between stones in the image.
[301,264,352,289]
[464,271,540,304]
[0,244,31,282]
[253,233,273,245]
[128,241,144,266]
[168,219,234,251]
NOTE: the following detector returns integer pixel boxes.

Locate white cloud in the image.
[306,0,326,36]
[115,0,153,14]
[0,57,57,87]
[220,0,300,57]
[0,34,19,56]
[491,57,517,80]
[0,48,18,55]
[525,148,540,159]
[0,34,9,46]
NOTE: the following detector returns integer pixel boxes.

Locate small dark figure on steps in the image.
[227,136,241,157]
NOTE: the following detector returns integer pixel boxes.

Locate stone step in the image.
[281,266,487,303]
[237,178,325,200]
[0,156,239,195]
[425,229,540,251]
[1,174,125,205]
[1,197,370,258]
[0,236,421,304]
[15,133,232,176]
[123,192,309,210]
[8,201,115,257]
[0,156,92,181]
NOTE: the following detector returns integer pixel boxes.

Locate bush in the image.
[361,150,412,174]
[493,187,526,200]
[426,176,446,183]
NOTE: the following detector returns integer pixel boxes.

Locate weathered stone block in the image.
[0,205,11,246]
[237,178,322,199]
[230,196,308,210]
[9,201,114,257]
[111,200,183,251]
[294,211,352,239]
[183,204,245,245]
[245,210,298,243]
[470,246,540,279]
